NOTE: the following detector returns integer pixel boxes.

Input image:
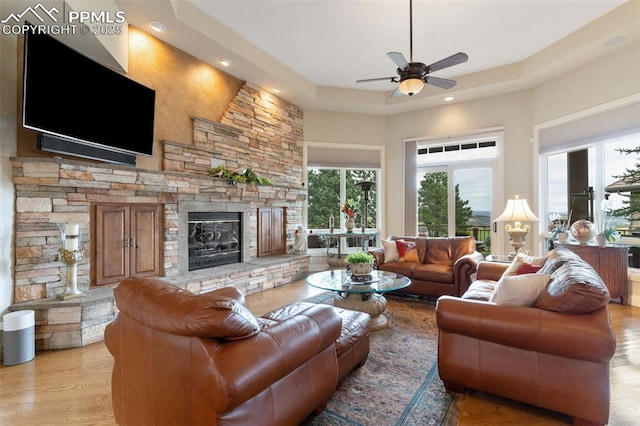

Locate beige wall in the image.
[15,27,243,171]
[0,13,18,316]
[304,42,639,256]
[304,110,386,146]
[532,41,640,125]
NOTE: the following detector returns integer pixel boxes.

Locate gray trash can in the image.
[3,310,35,366]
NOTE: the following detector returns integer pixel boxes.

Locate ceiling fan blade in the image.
[387,52,409,69]
[425,76,457,89]
[390,87,403,98]
[426,52,469,73]
[356,76,397,83]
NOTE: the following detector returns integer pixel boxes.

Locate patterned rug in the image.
[301,292,459,426]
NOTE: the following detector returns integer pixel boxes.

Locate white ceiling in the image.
[113,0,638,114]
[5,0,638,114]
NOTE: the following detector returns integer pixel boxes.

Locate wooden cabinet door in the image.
[271,208,285,254]
[258,208,273,257]
[95,205,129,286]
[93,204,162,286]
[258,207,285,257]
[130,205,161,278]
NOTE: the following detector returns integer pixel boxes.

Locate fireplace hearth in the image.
[188,212,241,271]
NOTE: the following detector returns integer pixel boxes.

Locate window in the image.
[542,133,640,237]
[414,132,501,254]
[307,168,379,230]
[307,168,379,250]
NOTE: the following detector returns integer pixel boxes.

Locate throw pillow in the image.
[381,239,400,262]
[398,241,420,262]
[489,273,552,306]
[516,262,543,275]
[396,240,410,258]
[501,253,546,278]
[402,246,421,262]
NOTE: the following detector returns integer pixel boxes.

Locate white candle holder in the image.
[57,248,85,300]
[57,223,85,300]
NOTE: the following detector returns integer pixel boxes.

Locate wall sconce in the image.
[495,195,539,259]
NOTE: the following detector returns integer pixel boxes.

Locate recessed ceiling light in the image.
[603,35,628,47]
[272,87,282,93]
[218,58,232,67]
[444,96,454,102]
[148,21,166,32]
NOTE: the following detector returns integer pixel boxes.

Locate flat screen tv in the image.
[22,28,156,161]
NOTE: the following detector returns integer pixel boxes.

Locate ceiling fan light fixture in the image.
[399,78,424,96]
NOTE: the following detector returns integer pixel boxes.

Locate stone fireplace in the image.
[8,84,309,350]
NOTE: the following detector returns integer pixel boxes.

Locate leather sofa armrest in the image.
[369,248,385,268]
[213,303,342,405]
[475,261,509,281]
[453,251,484,296]
[436,296,616,362]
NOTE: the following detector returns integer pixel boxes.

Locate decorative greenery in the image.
[597,198,621,243]
[209,166,273,186]
[344,251,374,264]
[549,211,572,240]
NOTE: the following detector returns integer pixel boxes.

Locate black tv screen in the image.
[22,29,156,158]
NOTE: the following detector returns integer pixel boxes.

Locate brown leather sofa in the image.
[436,248,617,426]
[369,235,483,298]
[104,277,370,426]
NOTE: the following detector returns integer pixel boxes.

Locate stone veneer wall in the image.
[9,83,309,349]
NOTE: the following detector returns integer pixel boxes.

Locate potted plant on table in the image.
[549,211,572,243]
[345,251,375,276]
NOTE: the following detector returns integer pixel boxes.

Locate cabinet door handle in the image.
[124,239,130,248]
[131,238,136,248]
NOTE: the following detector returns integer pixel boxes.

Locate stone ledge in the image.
[6,255,310,351]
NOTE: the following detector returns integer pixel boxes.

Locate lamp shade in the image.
[399,78,424,96]
[495,195,539,223]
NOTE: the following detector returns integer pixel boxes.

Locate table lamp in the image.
[495,195,539,259]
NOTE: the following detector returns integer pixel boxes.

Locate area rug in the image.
[301,293,459,426]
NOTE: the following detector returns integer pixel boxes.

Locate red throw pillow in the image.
[396,240,409,258]
[516,262,542,275]
[398,241,420,262]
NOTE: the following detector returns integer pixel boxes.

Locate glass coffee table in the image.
[305,270,410,331]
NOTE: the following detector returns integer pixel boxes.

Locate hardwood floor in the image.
[1,280,639,425]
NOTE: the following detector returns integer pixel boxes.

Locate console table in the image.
[554,242,628,304]
[314,230,379,258]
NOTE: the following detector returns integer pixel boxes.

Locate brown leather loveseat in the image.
[436,248,617,426]
[104,277,370,426]
[369,235,483,298]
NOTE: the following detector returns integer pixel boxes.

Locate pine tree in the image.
[418,171,473,236]
[611,146,640,222]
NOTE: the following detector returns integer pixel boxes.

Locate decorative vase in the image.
[570,220,596,244]
[345,216,355,233]
[557,232,569,243]
[596,233,606,248]
[349,262,373,276]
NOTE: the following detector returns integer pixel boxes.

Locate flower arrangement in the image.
[340,199,359,219]
[596,198,621,243]
[548,211,572,240]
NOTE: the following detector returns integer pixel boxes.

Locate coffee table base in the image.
[333,292,388,331]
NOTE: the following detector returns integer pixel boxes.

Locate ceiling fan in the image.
[356,0,468,97]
